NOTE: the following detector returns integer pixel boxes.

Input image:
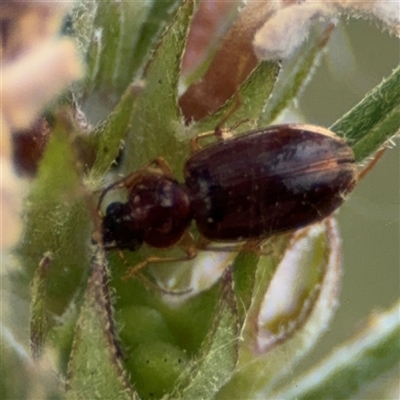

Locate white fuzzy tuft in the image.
[253,3,335,60]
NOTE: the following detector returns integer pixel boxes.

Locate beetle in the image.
[98,124,357,277]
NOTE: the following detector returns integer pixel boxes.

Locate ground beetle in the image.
[98,124,357,276]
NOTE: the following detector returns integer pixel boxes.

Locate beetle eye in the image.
[102,201,144,251]
[105,201,125,217]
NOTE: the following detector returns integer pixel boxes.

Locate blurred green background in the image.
[292,18,399,382]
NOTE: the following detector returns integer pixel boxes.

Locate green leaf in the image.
[171,271,239,399]
[90,82,143,178]
[30,252,52,360]
[130,0,184,76]
[89,1,123,93]
[1,331,31,400]
[123,0,194,176]
[217,221,342,399]
[66,253,136,400]
[231,252,260,323]
[15,120,91,319]
[159,282,221,354]
[352,105,400,161]
[126,341,190,400]
[232,235,293,325]
[274,300,400,400]
[72,0,174,100]
[117,305,176,349]
[260,24,334,125]
[72,0,121,97]
[197,61,280,133]
[331,65,400,162]
[49,304,82,376]
[1,327,62,399]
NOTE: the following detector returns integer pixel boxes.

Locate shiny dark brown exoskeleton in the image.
[99,124,357,272]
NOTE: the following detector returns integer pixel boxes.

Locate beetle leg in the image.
[190,128,235,153]
[177,230,198,256]
[121,251,197,283]
[189,90,250,153]
[145,157,174,177]
[96,179,126,217]
[229,118,251,132]
[190,130,218,153]
[213,89,244,131]
[110,250,189,295]
[194,235,238,253]
[212,91,252,134]
[96,170,145,214]
[121,231,197,281]
[120,260,190,295]
[97,157,175,215]
[195,244,241,253]
[243,239,275,257]
[358,147,386,180]
[194,237,275,257]
[190,115,252,153]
